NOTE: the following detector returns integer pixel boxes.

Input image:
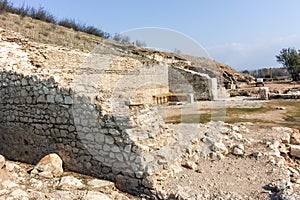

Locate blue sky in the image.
[9,0,300,71]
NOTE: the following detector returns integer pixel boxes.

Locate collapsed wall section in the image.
[0,67,181,198]
[0,70,176,196]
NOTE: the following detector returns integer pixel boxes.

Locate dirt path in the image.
[162,157,288,199]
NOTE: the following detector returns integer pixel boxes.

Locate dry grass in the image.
[0,13,103,51]
[165,100,300,129]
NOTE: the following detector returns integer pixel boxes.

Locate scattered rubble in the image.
[0,154,137,200]
[156,122,300,199]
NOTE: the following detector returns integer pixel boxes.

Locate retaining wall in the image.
[169,66,211,100]
[0,70,175,196]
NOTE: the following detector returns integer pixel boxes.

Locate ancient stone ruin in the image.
[0,29,227,197]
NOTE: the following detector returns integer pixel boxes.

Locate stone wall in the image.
[0,69,177,196]
[169,66,212,100]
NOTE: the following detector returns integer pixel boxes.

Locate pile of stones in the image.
[0,153,136,200]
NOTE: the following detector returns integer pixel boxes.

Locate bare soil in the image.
[162,157,288,199]
[159,122,300,199]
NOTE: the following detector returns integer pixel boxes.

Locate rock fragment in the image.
[87,179,114,189]
[0,155,5,169]
[290,145,300,158]
[59,176,84,189]
[9,189,29,200]
[31,153,63,178]
[232,144,245,156]
[182,161,197,170]
[210,142,228,155]
[85,191,111,200]
[290,129,300,145]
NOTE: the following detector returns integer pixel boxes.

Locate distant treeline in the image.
[241,67,290,79]
[0,0,148,47]
[0,0,111,38]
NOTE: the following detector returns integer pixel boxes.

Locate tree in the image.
[276,48,300,81]
[113,33,130,43]
[241,70,250,74]
[135,40,146,47]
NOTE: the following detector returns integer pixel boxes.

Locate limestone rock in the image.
[2,180,19,189]
[281,131,291,144]
[182,161,197,170]
[0,189,9,196]
[209,152,225,160]
[9,189,29,200]
[230,132,243,140]
[5,162,21,172]
[32,153,63,178]
[290,145,300,158]
[201,136,216,145]
[87,179,114,189]
[111,191,131,200]
[278,144,289,154]
[232,144,245,156]
[290,130,300,145]
[85,191,111,200]
[210,142,228,155]
[0,155,5,169]
[59,176,84,189]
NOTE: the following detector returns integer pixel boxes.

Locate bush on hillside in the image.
[113,33,131,43]
[0,0,110,39]
[29,6,56,24]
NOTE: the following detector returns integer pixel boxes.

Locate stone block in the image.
[46,95,55,103]
[104,135,114,145]
[64,96,73,105]
[37,95,46,103]
[54,95,63,103]
[290,145,300,158]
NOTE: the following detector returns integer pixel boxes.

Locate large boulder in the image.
[31,153,63,178]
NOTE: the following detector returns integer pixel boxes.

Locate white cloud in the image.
[206,35,300,70]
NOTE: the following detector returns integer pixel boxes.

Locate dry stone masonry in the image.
[0,65,176,197]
